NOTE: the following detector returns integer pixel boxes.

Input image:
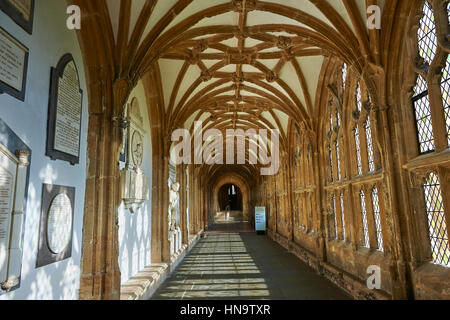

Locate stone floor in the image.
[152,223,352,300]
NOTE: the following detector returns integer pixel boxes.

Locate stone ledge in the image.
[120,230,203,300]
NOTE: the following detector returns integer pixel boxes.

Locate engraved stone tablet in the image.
[0,28,28,100]
[53,61,82,157]
[46,54,83,165]
[36,184,75,268]
[46,193,73,254]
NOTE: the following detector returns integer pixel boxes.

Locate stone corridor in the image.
[152,225,351,300]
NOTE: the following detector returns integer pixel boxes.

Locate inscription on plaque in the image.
[47,193,73,254]
[46,54,83,164]
[36,184,75,268]
[0,28,27,93]
[54,61,82,157]
[0,147,17,283]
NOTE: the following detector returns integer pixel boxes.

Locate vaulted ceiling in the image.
[76,0,384,177]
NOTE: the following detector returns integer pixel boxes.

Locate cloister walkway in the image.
[152,223,351,300]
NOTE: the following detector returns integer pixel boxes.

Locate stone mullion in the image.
[369,111,382,171]
[353,189,365,248]
[375,181,390,253]
[408,172,432,265]
[364,185,378,250]
[437,167,450,242]
[342,123,357,246]
[339,135,347,180]
[428,69,448,152]
[325,192,333,241]
[331,138,339,182]
[359,118,370,174]
[336,188,344,240]
[303,193,309,232]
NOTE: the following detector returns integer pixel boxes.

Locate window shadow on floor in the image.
[152,223,352,300]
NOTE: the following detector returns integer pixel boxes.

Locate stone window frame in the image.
[402,0,450,270]
[322,61,386,251]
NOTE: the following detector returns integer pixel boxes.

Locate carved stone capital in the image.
[15,150,30,166]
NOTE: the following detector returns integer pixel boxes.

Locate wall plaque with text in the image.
[0,117,31,295]
[46,54,83,165]
[0,27,28,101]
[0,0,35,34]
[36,184,75,268]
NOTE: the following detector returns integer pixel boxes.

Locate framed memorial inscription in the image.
[46,54,83,165]
[0,0,35,34]
[0,27,28,101]
[0,117,31,294]
[36,184,75,268]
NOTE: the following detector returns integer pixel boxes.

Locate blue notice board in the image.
[255,207,266,232]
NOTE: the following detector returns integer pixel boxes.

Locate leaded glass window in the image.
[424,173,450,267]
[342,63,347,91]
[412,75,435,153]
[365,118,375,172]
[356,81,362,112]
[332,195,337,239]
[360,191,370,248]
[372,187,384,251]
[340,192,346,241]
[335,141,341,181]
[355,126,363,175]
[417,1,437,65]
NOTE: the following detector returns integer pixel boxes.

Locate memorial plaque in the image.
[0,27,28,101]
[47,193,73,254]
[36,184,75,268]
[0,0,35,34]
[0,118,31,295]
[46,54,83,165]
[0,146,16,283]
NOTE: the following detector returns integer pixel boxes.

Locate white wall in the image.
[0,0,88,300]
[118,81,153,284]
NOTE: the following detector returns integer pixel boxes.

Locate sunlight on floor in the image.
[155,233,271,299]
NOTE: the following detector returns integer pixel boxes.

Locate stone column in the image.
[79,76,130,300]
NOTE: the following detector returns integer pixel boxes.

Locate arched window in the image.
[365,118,375,172]
[372,187,384,251]
[355,126,363,175]
[423,173,449,267]
[342,63,347,91]
[356,81,362,112]
[360,191,370,248]
[340,192,346,241]
[335,140,341,181]
[412,1,450,153]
